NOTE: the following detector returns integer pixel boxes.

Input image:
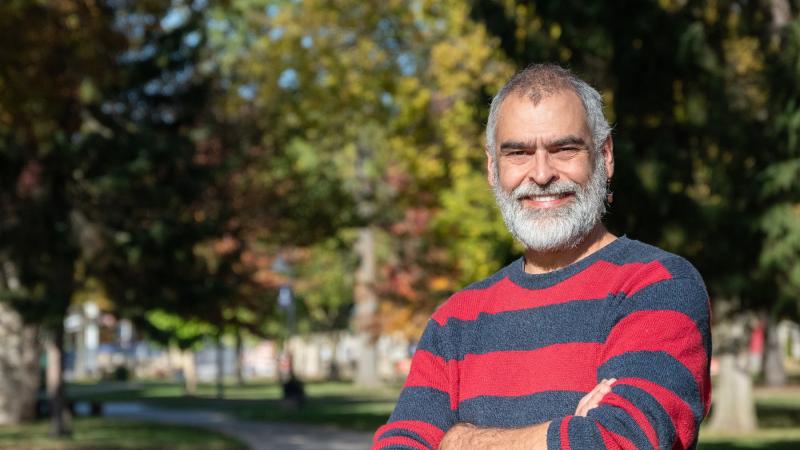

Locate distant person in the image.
[372,64,711,449]
[279,351,305,408]
[281,372,305,408]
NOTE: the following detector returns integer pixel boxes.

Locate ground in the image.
[1,380,799,449]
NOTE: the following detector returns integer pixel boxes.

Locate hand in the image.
[575,378,616,417]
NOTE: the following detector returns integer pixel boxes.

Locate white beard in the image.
[493,153,608,252]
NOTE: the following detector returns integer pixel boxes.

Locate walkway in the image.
[104,402,373,450]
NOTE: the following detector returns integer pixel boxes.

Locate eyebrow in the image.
[499,135,588,152]
[548,135,587,148]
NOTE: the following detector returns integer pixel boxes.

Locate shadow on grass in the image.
[756,403,800,428]
[69,381,396,431]
[146,395,393,431]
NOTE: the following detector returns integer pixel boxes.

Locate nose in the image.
[527,150,558,186]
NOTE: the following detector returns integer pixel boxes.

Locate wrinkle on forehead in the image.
[496,90,594,160]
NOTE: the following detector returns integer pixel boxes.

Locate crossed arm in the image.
[373,273,711,450]
[438,379,616,450]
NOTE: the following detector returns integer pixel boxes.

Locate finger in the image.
[576,380,605,410]
[577,390,605,416]
[587,380,615,405]
[575,380,607,416]
[577,380,616,416]
[584,384,613,413]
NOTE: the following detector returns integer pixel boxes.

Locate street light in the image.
[277,283,295,336]
[272,255,304,407]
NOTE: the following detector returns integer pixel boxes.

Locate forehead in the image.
[495,90,590,140]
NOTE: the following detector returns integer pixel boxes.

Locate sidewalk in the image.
[104,402,373,450]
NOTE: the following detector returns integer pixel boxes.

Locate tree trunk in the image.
[181,349,197,395]
[47,171,77,437]
[234,327,244,386]
[328,332,341,381]
[0,303,40,425]
[215,332,225,399]
[709,352,757,432]
[353,226,380,387]
[762,314,786,387]
[46,325,71,436]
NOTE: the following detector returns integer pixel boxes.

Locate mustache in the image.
[511,181,580,200]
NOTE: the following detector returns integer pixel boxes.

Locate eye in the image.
[552,147,579,159]
[501,150,530,164]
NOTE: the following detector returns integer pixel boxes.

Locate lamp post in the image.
[272,255,304,406]
[273,255,296,341]
[278,283,295,337]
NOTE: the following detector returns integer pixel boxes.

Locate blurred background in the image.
[1,0,800,449]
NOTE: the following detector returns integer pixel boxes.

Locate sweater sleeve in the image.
[547,265,712,450]
[372,319,458,450]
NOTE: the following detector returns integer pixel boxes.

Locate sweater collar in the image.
[504,236,631,290]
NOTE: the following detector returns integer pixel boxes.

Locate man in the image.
[372,64,711,450]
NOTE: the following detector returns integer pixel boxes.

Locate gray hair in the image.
[485,64,612,157]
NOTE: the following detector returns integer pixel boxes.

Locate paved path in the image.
[104,402,373,450]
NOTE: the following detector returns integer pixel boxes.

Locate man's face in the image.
[488,90,614,252]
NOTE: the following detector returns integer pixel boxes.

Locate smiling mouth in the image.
[520,193,571,201]
[518,192,574,208]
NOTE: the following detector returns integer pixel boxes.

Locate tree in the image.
[0,0,126,434]
[143,309,213,394]
[759,2,800,370]
[0,302,39,425]
[469,0,800,432]
[211,0,514,384]
[0,0,224,432]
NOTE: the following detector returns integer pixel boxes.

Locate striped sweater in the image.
[373,237,711,450]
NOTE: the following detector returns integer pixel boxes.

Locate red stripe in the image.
[616,377,698,449]
[602,310,709,406]
[403,350,458,409]
[618,262,673,298]
[432,260,671,326]
[597,422,637,449]
[602,392,659,449]
[560,417,572,450]
[374,421,444,448]
[404,350,449,392]
[457,343,600,402]
[703,300,712,417]
[372,435,429,450]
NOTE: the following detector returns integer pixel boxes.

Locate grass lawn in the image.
[67,380,800,446]
[68,380,399,431]
[0,417,247,450]
[699,428,800,450]
[698,386,800,449]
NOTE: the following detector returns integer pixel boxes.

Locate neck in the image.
[522,224,617,274]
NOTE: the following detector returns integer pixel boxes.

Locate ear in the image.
[486,147,496,187]
[602,135,614,180]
